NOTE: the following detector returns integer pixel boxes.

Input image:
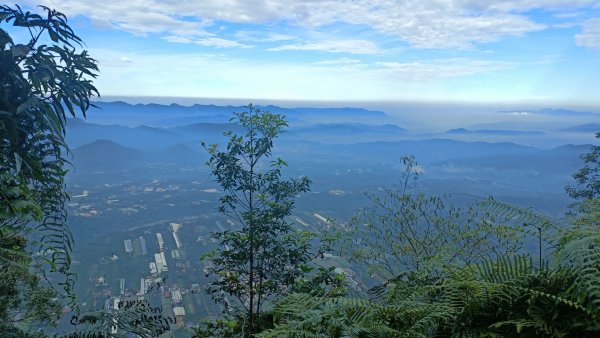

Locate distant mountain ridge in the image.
[66,118,411,149]
[71,139,142,171]
[327,138,539,163]
[497,108,599,116]
[66,118,181,150]
[69,133,548,172]
[430,143,590,178]
[446,128,544,136]
[560,124,600,133]
[291,123,405,134]
[169,122,243,135]
[86,101,391,127]
[71,140,203,171]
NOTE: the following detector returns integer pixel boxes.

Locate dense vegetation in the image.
[566,132,600,200]
[192,105,600,337]
[0,5,169,337]
[0,3,97,335]
[1,3,599,338]
[199,105,312,336]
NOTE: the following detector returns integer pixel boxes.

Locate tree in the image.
[566,132,600,200]
[259,205,600,337]
[0,5,169,337]
[339,156,545,283]
[258,152,600,338]
[0,228,61,336]
[0,4,98,334]
[201,104,312,336]
[260,246,600,337]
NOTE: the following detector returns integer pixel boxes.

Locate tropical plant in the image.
[339,156,549,283]
[200,104,312,336]
[566,132,600,200]
[0,228,61,336]
[63,297,175,338]
[257,166,600,338]
[0,5,170,337]
[260,237,600,337]
[0,4,98,334]
[291,266,349,298]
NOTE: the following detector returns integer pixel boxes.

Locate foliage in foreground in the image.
[0,4,97,334]
[0,5,170,337]
[260,221,600,337]
[566,132,600,201]
[339,155,551,282]
[258,141,600,337]
[201,104,312,336]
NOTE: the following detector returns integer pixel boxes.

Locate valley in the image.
[61,101,596,335]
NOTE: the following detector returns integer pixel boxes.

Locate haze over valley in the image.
[62,99,597,332]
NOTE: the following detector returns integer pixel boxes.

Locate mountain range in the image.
[84,101,391,127]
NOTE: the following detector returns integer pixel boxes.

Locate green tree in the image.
[258,147,600,338]
[0,5,170,337]
[340,156,542,283]
[0,228,61,336]
[259,202,600,337]
[201,104,312,336]
[0,4,98,335]
[260,245,600,338]
[566,132,600,200]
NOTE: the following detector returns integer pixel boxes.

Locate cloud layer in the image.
[17,0,599,49]
[576,18,600,48]
[7,1,600,103]
[269,40,381,54]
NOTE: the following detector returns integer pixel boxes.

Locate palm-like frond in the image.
[262,235,600,337]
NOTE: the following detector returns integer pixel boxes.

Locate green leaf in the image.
[10,43,30,57]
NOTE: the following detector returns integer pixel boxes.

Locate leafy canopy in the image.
[566,132,600,200]
[0,4,99,332]
[0,5,170,337]
[200,104,312,336]
[339,156,547,283]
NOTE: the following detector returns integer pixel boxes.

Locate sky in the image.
[5,1,600,105]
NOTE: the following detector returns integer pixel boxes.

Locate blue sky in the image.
[7,1,600,105]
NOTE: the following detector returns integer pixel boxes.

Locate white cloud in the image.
[553,11,585,19]
[234,30,296,42]
[89,48,518,101]
[195,37,253,48]
[374,59,515,81]
[18,0,595,49]
[270,39,381,54]
[162,35,252,47]
[163,35,194,44]
[553,22,581,29]
[98,56,134,68]
[313,58,362,66]
[576,18,600,48]
[459,0,594,13]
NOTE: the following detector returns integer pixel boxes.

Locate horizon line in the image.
[96,95,600,110]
